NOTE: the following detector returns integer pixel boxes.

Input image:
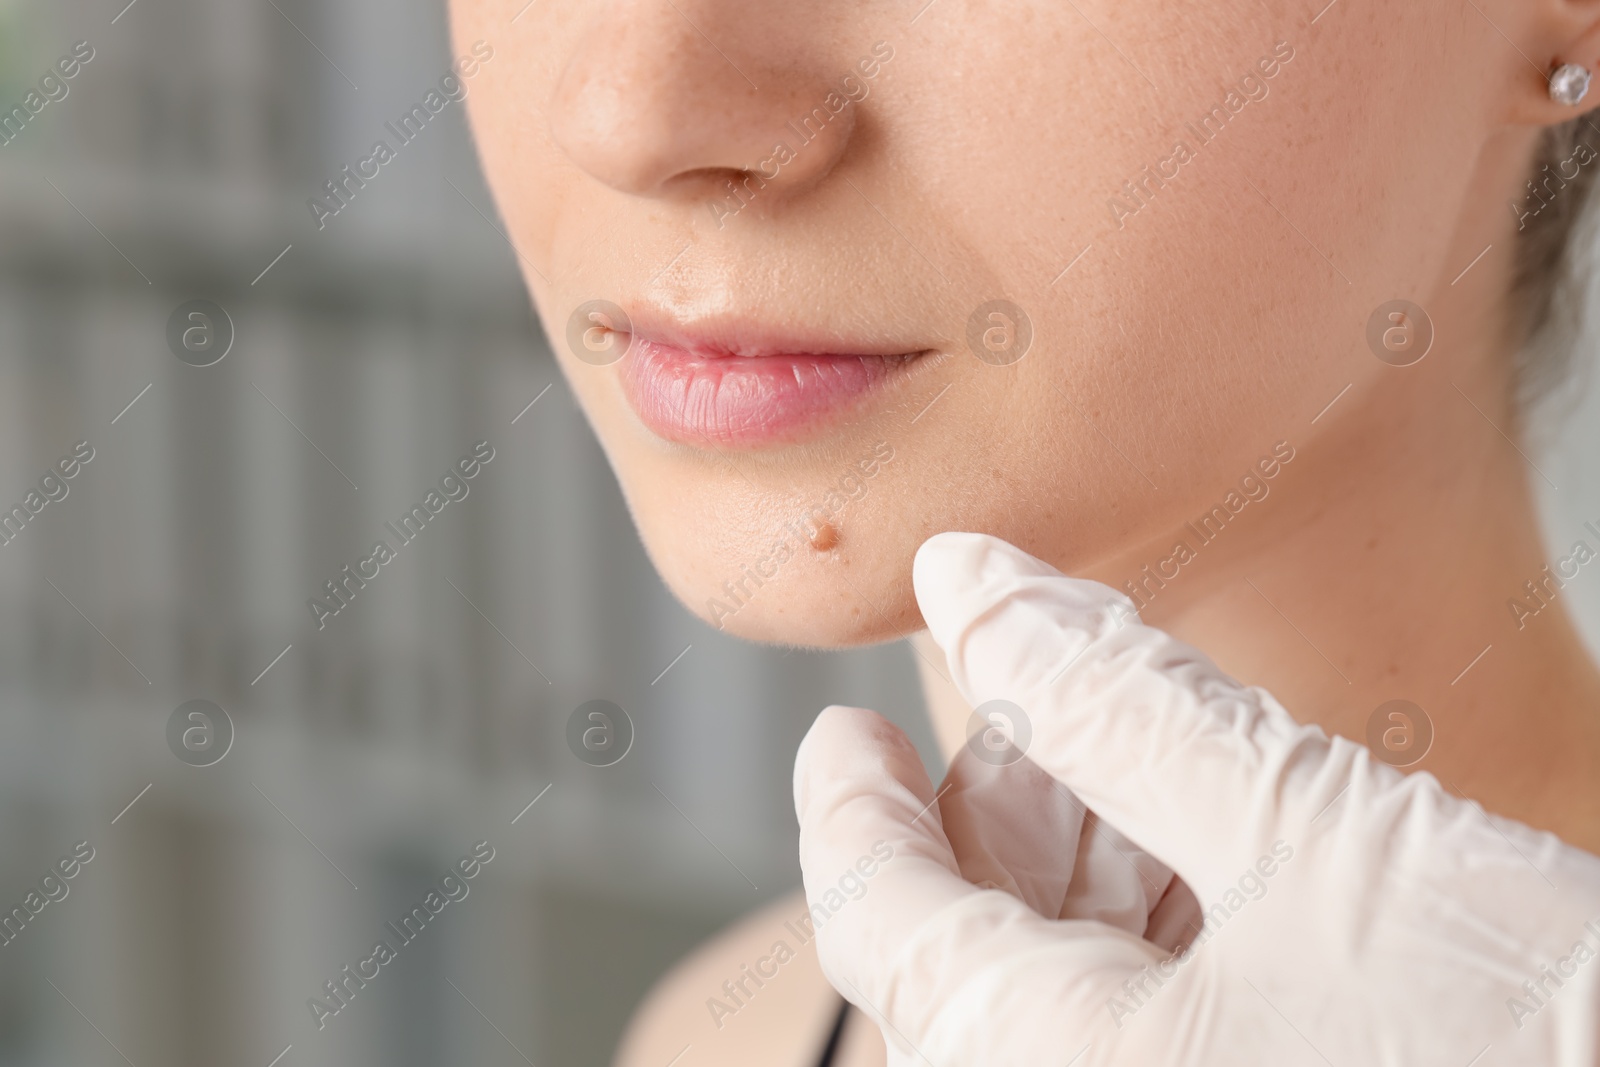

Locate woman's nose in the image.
[548,2,855,203]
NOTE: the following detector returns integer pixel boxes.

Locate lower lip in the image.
[618,337,923,447]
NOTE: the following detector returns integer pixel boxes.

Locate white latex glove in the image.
[793,532,1600,1066]
[932,740,1197,947]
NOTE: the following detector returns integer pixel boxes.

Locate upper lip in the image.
[617,305,931,360]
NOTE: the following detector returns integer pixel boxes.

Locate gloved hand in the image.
[930,733,1199,953]
[793,532,1600,1066]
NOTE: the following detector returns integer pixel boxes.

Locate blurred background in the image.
[1,1,1599,1066]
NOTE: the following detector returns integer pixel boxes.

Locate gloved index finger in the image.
[912,532,1337,900]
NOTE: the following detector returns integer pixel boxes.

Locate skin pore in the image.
[448,0,1600,1062]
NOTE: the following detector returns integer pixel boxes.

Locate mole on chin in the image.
[808,520,839,553]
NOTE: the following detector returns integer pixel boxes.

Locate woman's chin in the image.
[663,564,922,649]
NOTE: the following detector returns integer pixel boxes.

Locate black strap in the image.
[814,996,851,1067]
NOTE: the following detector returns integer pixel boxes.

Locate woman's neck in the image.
[913,360,1600,854]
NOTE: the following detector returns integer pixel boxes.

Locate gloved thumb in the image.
[793,704,1162,1064]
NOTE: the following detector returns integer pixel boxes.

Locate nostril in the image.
[666,166,760,195]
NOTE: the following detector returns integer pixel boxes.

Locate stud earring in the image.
[1550,62,1592,107]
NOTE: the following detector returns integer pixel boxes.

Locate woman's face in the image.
[450,0,1539,646]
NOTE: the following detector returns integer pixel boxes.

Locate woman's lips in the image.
[618,335,925,447]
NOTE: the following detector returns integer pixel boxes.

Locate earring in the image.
[1551,62,1592,107]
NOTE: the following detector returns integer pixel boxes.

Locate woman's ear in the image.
[1505,0,1600,126]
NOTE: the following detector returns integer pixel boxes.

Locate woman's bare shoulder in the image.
[612,888,883,1067]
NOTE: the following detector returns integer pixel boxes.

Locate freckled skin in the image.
[449,0,1589,654]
